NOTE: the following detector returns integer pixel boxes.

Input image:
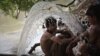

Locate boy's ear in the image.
[42,23,46,28]
[42,25,45,28]
[92,16,97,21]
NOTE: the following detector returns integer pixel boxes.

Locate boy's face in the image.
[87,16,96,25]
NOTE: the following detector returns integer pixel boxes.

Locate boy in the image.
[40,16,57,56]
[66,4,100,56]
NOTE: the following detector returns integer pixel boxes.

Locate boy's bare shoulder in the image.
[41,31,53,39]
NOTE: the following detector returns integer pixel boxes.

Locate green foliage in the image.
[0,0,15,14]
[0,0,39,18]
[0,0,56,18]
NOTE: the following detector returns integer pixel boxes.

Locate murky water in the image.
[0,10,24,55]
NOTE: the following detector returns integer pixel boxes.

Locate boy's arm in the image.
[66,37,80,55]
[60,36,75,44]
[80,31,89,38]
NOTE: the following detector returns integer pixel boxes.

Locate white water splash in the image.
[17,1,84,56]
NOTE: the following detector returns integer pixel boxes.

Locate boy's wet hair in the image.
[45,16,57,27]
[86,4,100,22]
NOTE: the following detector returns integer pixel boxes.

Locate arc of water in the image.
[17,1,84,56]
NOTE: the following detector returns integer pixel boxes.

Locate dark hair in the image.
[86,4,100,22]
[45,16,57,27]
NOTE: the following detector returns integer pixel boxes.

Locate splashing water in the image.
[17,1,84,56]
